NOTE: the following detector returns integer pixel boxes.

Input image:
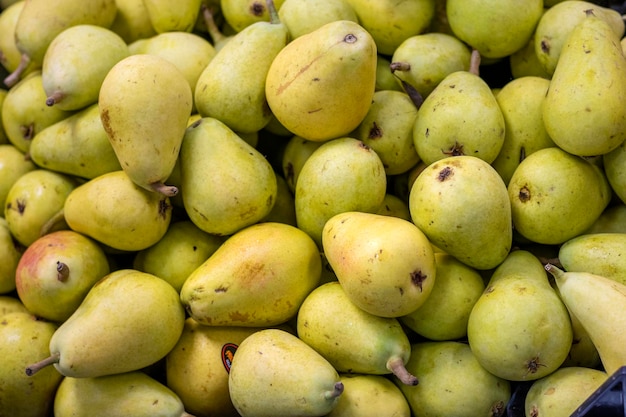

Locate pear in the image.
[0,295,30,317]
[0,312,63,417]
[559,298,602,369]
[62,170,173,252]
[491,76,555,185]
[228,328,344,417]
[509,35,552,80]
[0,89,8,144]
[0,1,37,78]
[352,89,420,176]
[109,0,157,43]
[195,0,289,134]
[29,103,122,179]
[0,144,36,211]
[322,211,436,318]
[508,147,611,245]
[265,20,377,141]
[376,193,411,221]
[99,54,193,197]
[412,51,505,166]
[133,220,225,292]
[558,233,626,286]
[545,263,626,375]
[25,269,185,378]
[259,173,297,226]
[0,217,22,294]
[409,155,512,270]
[525,367,608,417]
[179,117,277,236]
[42,25,130,111]
[15,230,110,322]
[343,0,435,56]
[281,135,324,193]
[390,32,471,99]
[396,341,511,417]
[297,282,418,386]
[446,0,543,59]
[1,71,74,154]
[604,139,626,204]
[585,204,626,234]
[180,221,321,327]
[327,374,411,417]
[220,0,286,33]
[375,55,403,92]
[4,0,118,87]
[278,0,358,39]
[4,169,77,247]
[166,318,265,417]
[467,250,573,381]
[534,1,625,75]
[400,252,485,341]
[54,371,195,417]
[543,10,626,157]
[143,0,202,33]
[295,137,387,247]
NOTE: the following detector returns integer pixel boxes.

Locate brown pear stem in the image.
[202,4,227,45]
[57,261,70,282]
[39,208,66,237]
[387,356,418,386]
[323,381,344,400]
[4,53,30,88]
[469,49,481,76]
[544,263,565,280]
[46,90,65,107]
[25,352,60,376]
[389,61,411,73]
[150,182,178,197]
[266,0,280,25]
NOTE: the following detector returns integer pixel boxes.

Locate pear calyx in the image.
[387,356,419,386]
[25,352,60,376]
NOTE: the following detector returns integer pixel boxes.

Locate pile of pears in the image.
[2,0,626,416]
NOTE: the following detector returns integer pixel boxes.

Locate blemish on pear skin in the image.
[410,270,427,291]
[250,1,265,16]
[490,400,505,417]
[540,39,550,54]
[519,186,531,203]
[437,166,453,181]
[368,122,383,139]
[158,199,171,219]
[21,123,35,140]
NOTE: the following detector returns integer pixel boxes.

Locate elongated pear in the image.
[545,264,626,375]
[99,54,193,197]
[543,10,626,156]
[25,269,185,378]
[558,233,626,286]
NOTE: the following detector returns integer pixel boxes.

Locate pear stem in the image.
[389,61,411,73]
[469,49,481,76]
[4,53,30,88]
[266,0,280,25]
[201,4,228,46]
[25,352,60,376]
[150,182,178,197]
[46,91,65,107]
[57,261,70,282]
[544,263,565,280]
[387,356,418,386]
[323,381,344,399]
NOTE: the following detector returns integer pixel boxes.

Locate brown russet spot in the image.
[410,270,427,291]
[519,186,531,203]
[250,1,265,16]
[541,39,550,54]
[158,199,171,219]
[368,122,383,139]
[437,166,453,181]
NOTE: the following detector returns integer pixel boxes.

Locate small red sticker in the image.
[221,343,238,373]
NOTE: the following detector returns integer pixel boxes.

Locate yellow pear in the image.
[143,0,202,33]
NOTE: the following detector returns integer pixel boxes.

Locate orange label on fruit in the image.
[221,343,238,373]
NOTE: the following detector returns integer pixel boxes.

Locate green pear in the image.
[4,169,77,247]
[491,76,555,185]
[62,170,173,252]
[534,1,625,75]
[220,0,286,33]
[400,252,485,341]
[143,0,202,33]
[0,1,37,78]
[42,25,130,111]
[376,193,411,221]
[508,147,611,245]
[133,220,225,292]
[585,203,626,234]
[0,218,21,293]
[396,341,511,417]
[604,139,626,204]
[29,103,122,179]
[15,230,110,322]
[525,366,608,417]
[265,20,377,141]
[0,144,36,211]
[99,54,193,197]
[409,155,512,270]
[25,268,185,378]
[278,0,358,39]
[54,371,194,417]
[297,281,418,386]
[542,10,626,157]
[558,233,626,286]
[509,35,552,80]
[467,250,573,381]
[375,55,403,92]
[546,264,626,375]
[109,0,157,43]
[181,221,321,327]
[0,312,63,417]
[228,328,344,417]
[390,32,471,98]
[327,374,411,417]
[0,295,30,317]
[2,71,74,153]
[259,173,297,226]
[129,31,217,96]
[179,117,277,236]
[0,89,8,144]
[281,135,324,193]
[195,0,289,134]
[200,4,234,52]
[559,297,602,369]
[343,0,435,56]
[446,0,543,59]
[295,137,387,247]
[166,318,265,417]
[322,211,436,317]
[412,55,505,166]
[352,89,420,175]
[5,0,117,87]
